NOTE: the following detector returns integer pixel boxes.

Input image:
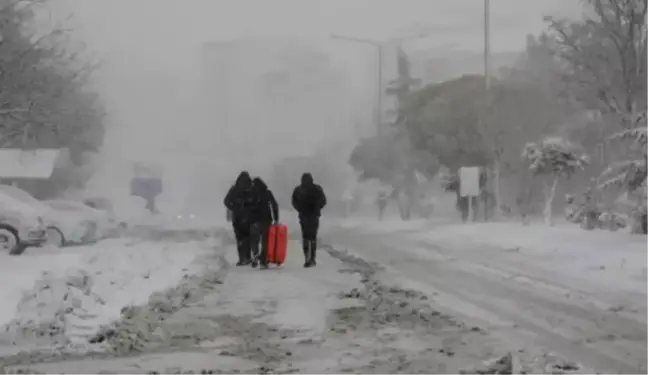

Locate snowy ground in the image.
[0,231,218,362]
[5,236,512,374]
[1,213,645,373]
[323,216,648,373]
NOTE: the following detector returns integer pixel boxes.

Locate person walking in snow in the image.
[249,176,279,269]
[342,188,353,218]
[223,171,258,266]
[376,191,388,220]
[291,173,327,268]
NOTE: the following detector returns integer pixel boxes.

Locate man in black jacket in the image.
[291,173,327,268]
[249,177,279,269]
[223,171,257,266]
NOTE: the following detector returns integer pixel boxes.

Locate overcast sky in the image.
[59,0,583,71]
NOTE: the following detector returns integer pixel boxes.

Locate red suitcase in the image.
[266,223,288,265]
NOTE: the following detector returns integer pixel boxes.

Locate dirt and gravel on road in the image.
[323,223,647,374]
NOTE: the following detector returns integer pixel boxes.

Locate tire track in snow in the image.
[325,227,647,374]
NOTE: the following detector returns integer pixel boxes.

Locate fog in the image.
[52,0,582,216]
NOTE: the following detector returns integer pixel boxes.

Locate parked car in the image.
[82,197,128,231]
[43,199,125,239]
[0,191,47,254]
[82,197,114,213]
[0,185,96,247]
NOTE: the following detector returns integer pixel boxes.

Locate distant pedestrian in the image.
[291,173,327,268]
[342,188,353,218]
[249,177,279,269]
[376,191,388,220]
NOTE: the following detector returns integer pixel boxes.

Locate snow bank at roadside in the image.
[0,238,210,354]
[346,218,648,254]
[335,215,441,232]
[0,250,84,336]
[418,222,647,296]
[421,221,645,251]
[335,217,646,306]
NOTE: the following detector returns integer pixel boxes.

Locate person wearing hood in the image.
[249,177,279,269]
[224,171,258,266]
[291,173,327,267]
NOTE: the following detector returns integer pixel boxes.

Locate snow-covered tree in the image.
[597,126,647,233]
[522,137,589,225]
[544,0,646,130]
[598,127,647,190]
[541,0,647,233]
[0,0,105,196]
[0,0,104,152]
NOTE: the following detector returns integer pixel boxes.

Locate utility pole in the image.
[331,35,384,135]
[483,0,498,221]
[202,41,235,159]
[377,44,383,133]
[484,0,491,90]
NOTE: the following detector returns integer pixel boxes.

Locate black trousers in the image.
[232,218,251,262]
[250,220,271,264]
[299,215,319,263]
[299,215,320,241]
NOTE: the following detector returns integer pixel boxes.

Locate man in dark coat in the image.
[249,177,279,269]
[223,171,258,266]
[291,173,327,268]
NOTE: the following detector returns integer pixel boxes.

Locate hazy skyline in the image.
[60,0,583,72]
[46,0,585,209]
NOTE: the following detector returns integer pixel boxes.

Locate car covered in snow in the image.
[0,185,97,247]
[43,199,125,239]
[82,197,114,213]
[0,191,47,254]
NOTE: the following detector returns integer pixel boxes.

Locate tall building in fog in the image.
[199,37,352,172]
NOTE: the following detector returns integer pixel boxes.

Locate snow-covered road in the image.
[2,217,645,373]
[9,233,508,373]
[323,220,648,374]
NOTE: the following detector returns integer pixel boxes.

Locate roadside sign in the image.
[459,166,480,197]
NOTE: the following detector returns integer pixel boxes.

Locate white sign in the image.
[459,166,480,197]
[0,149,62,179]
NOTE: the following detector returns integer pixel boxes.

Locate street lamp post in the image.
[330,35,385,134]
[331,30,457,136]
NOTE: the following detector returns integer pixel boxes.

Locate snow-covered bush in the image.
[564,188,627,231]
[522,137,589,225]
[598,211,628,232]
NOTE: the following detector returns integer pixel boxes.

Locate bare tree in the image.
[0,0,104,153]
[545,0,647,130]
